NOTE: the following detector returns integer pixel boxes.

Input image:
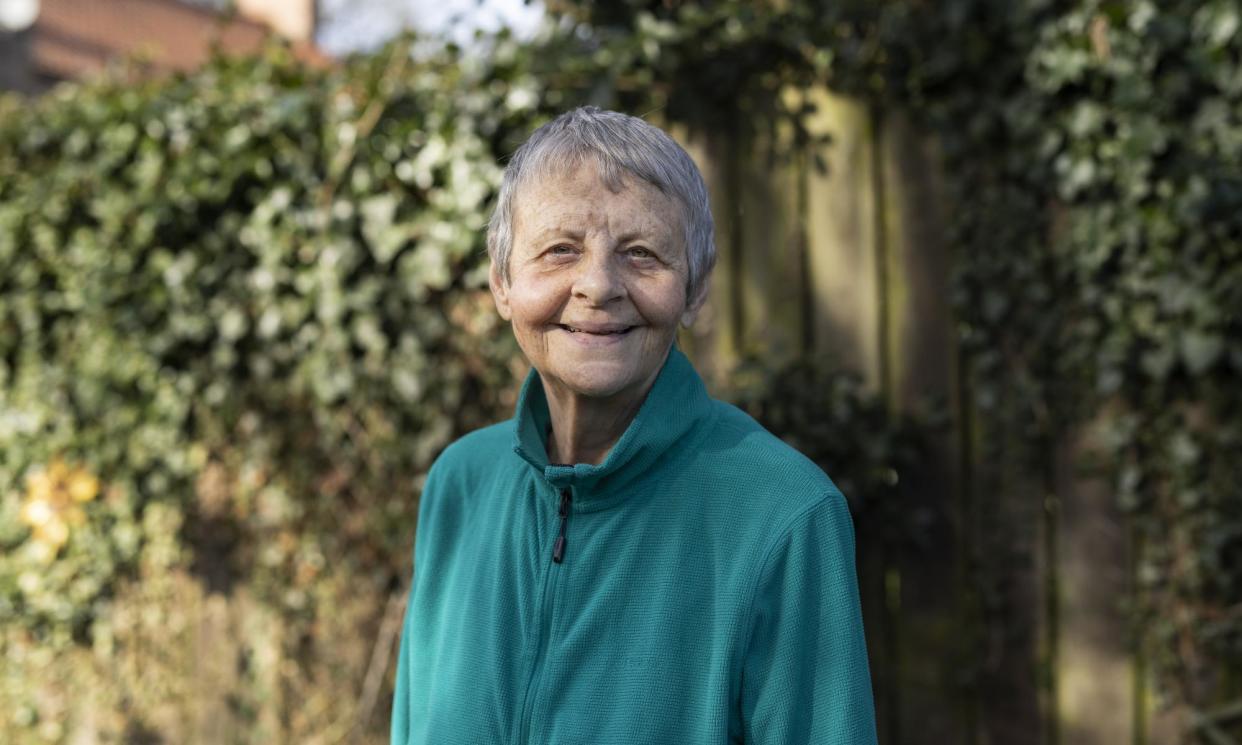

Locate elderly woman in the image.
[390,107,878,744]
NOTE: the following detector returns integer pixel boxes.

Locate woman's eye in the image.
[628,247,654,259]
[547,245,575,256]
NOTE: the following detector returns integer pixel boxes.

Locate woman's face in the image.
[490,161,706,403]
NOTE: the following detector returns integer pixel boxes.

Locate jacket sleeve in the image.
[390,576,417,744]
[390,461,445,745]
[739,490,879,744]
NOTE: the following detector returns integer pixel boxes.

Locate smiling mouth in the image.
[557,324,635,336]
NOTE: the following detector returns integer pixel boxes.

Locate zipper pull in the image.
[552,488,571,564]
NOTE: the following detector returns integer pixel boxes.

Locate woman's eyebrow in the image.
[614,226,673,245]
[531,226,585,243]
[613,231,648,244]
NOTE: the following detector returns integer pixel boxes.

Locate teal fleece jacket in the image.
[391,345,878,744]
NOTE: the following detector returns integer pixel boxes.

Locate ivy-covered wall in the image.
[0,30,924,745]
[557,1,1242,740]
[0,41,531,742]
[3,0,1241,742]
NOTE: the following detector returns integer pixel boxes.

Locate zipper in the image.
[553,487,571,563]
[517,486,572,743]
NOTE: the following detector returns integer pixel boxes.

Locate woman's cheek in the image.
[509,278,565,323]
[634,283,687,327]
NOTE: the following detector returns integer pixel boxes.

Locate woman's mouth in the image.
[557,324,635,336]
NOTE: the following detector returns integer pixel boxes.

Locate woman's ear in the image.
[680,276,711,328]
[489,260,513,321]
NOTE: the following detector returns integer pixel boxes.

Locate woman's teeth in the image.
[561,325,630,335]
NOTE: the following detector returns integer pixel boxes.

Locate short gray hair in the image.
[486,107,716,307]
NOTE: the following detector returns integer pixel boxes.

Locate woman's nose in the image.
[571,251,626,306]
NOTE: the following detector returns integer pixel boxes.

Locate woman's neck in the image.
[541,376,655,466]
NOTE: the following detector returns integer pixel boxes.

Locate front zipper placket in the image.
[517,484,573,744]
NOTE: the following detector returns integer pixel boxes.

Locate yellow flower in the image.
[20,497,54,527]
[33,517,69,549]
[47,457,69,485]
[24,468,54,503]
[19,457,103,557]
[67,470,99,503]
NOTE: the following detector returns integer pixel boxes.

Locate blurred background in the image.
[1,0,1240,743]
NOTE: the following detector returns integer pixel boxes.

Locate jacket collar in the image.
[512,344,714,508]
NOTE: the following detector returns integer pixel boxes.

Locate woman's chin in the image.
[540,365,641,402]
[557,376,632,401]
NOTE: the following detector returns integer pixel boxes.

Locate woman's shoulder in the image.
[658,397,853,567]
[440,419,512,460]
[431,419,514,475]
[693,397,843,505]
[706,399,827,468]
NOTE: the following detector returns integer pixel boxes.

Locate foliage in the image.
[0,39,537,741]
[1027,1,1242,723]
[542,0,1242,734]
[3,0,1241,739]
[0,27,931,743]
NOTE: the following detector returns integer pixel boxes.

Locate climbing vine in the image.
[0,26,924,743]
[541,0,1242,737]
[3,0,1240,740]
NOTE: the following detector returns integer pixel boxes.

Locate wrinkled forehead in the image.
[514,150,648,203]
[510,159,684,243]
